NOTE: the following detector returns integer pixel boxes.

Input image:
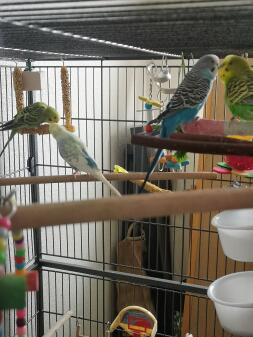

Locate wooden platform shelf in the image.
[131,132,253,156]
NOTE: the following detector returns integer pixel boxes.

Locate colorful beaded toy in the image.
[0,191,38,337]
[0,215,11,337]
[158,150,189,171]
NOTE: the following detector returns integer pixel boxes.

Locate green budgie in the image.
[0,102,60,157]
[49,123,121,197]
[219,55,253,120]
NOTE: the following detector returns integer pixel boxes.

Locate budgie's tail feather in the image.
[138,149,163,193]
[95,171,122,197]
[0,120,15,131]
[0,131,15,158]
[139,118,177,193]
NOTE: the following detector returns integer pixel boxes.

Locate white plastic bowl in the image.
[208,271,253,336]
[212,208,253,261]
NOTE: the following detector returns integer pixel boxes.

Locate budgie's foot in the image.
[230,116,240,121]
[151,130,160,136]
[73,170,81,178]
[176,125,183,133]
[148,118,158,125]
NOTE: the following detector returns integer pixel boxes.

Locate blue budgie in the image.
[49,123,121,197]
[139,54,219,192]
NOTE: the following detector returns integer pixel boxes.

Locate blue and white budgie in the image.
[49,123,121,197]
[139,54,220,192]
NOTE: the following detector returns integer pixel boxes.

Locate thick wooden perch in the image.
[2,187,253,230]
[131,132,253,156]
[0,172,217,186]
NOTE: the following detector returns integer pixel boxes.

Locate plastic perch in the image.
[0,271,38,309]
[42,311,73,337]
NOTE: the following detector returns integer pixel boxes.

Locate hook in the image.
[189,53,195,66]
[0,190,17,218]
[105,321,111,337]
[146,61,157,77]
[161,55,168,70]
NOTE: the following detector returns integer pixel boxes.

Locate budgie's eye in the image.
[49,118,52,122]
[225,68,228,72]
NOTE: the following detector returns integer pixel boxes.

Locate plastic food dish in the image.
[208,271,253,336]
[212,209,253,262]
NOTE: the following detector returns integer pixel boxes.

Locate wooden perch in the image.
[131,132,253,156]
[18,124,49,135]
[2,187,253,230]
[0,172,217,186]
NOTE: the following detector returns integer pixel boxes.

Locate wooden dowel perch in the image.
[42,311,73,337]
[4,187,253,230]
[0,172,217,186]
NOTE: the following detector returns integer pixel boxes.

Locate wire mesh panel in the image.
[1,58,252,337]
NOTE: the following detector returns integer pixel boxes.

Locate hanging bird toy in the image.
[0,191,38,337]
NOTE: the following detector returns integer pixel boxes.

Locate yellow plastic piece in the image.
[114,165,170,193]
[227,135,253,142]
[110,306,157,337]
[0,237,6,251]
[12,230,23,241]
[138,96,163,108]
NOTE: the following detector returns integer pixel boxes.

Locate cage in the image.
[1,2,253,337]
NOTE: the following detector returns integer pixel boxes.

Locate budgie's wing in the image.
[0,103,47,131]
[58,137,98,173]
[227,78,253,104]
[157,73,211,121]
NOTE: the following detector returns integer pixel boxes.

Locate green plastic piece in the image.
[0,274,26,309]
[0,251,5,264]
[15,248,26,257]
[217,162,232,170]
